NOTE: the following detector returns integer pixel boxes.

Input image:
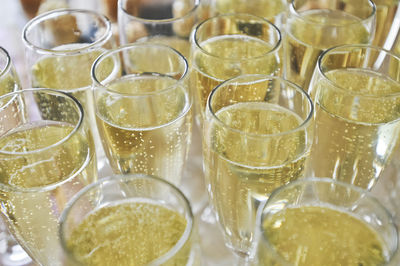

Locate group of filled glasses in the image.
[1,0,400,265]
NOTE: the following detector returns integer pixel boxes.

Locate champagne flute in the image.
[252,178,398,265]
[191,13,283,127]
[92,43,192,186]
[60,174,199,265]
[191,14,282,235]
[285,0,376,90]
[203,74,314,258]
[0,47,32,266]
[307,44,400,190]
[0,88,97,265]
[22,8,115,173]
[118,0,202,58]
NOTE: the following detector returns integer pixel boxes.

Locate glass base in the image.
[0,221,33,266]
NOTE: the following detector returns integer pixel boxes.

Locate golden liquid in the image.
[0,122,96,265]
[259,205,388,266]
[395,40,400,55]
[31,46,104,104]
[285,9,370,89]
[0,75,18,95]
[31,44,106,114]
[67,201,191,266]
[203,102,308,253]
[309,68,400,189]
[191,35,280,122]
[373,0,399,48]
[31,44,115,156]
[31,45,103,91]
[214,0,286,26]
[0,74,20,106]
[95,74,192,185]
[136,36,191,59]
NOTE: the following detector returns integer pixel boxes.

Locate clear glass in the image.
[60,174,199,265]
[285,0,376,90]
[22,8,115,173]
[307,44,400,190]
[118,0,201,58]
[0,47,32,266]
[191,13,283,127]
[203,74,314,257]
[92,43,192,186]
[252,178,398,265]
[0,88,97,265]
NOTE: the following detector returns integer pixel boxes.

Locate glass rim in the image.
[207,74,314,138]
[317,44,400,99]
[59,173,194,265]
[22,8,112,55]
[0,47,11,79]
[118,0,200,24]
[255,177,398,266]
[289,0,376,27]
[91,42,189,97]
[0,88,84,156]
[192,13,282,61]
[0,88,87,194]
